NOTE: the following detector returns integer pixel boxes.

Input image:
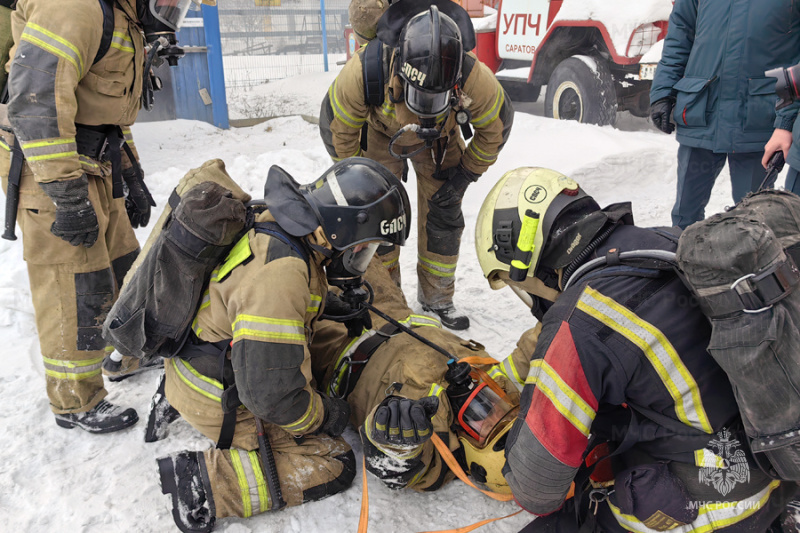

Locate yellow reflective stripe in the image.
[418,255,457,278]
[577,287,713,433]
[501,356,524,387]
[27,151,77,162]
[249,450,270,513]
[78,155,100,169]
[380,100,396,119]
[230,450,253,518]
[0,137,9,151]
[471,86,504,128]
[171,358,223,403]
[608,480,780,533]
[281,392,319,432]
[695,448,726,469]
[527,359,596,436]
[467,142,498,163]
[327,330,377,396]
[215,235,251,281]
[110,31,134,53]
[198,291,211,312]
[306,294,322,314]
[22,138,78,162]
[329,81,365,129]
[382,257,399,269]
[22,23,84,75]
[399,313,442,329]
[42,356,103,380]
[231,315,305,343]
[488,366,504,381]
[428,383,445,398]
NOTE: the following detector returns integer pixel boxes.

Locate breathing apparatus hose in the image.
[141,39,163,111]
[561,222,620,287]
[563,249,679,291]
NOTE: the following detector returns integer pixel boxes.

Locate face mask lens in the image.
[405,86,451,118]
[458,383,515,446]
[149,0,193,30]
[341,242,381,276]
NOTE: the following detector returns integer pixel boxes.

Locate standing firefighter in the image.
[475,168,799,532]
[320,0,514,330]
[156,158,411,533]
[0,0,206,433]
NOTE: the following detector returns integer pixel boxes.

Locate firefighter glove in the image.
[318,394,351,437]
[431,165,479,208]
[369,396,439,447]
[323,291,372,337]
[123,165,156,229]
[650,96,676,134]
[40,175,99,247]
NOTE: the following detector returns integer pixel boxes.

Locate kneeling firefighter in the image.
[155,158,411,533]
[475,168,799,532]
[320,0,514,330]
[309,255,522,497]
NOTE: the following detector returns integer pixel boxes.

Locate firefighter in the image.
[474,168,799,532]
[320,0,514,330]
[309,255,521,495]
[0,0,210,433]
[156,158,411,533]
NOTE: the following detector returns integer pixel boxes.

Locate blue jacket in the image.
[651,0,800,153]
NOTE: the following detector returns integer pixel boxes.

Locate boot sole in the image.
[54,411,139,434]
[158,457,216,533]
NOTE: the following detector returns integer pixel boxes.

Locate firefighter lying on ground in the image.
[309,253,521,494]
[475,167,799,532]
[320,0,514,330]
[154,158,411,533]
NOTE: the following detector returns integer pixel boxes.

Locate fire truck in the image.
[471,0,673,126]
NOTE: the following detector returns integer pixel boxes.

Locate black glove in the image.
[650,96,676,134]
[369,396,439,447]
[323,291,372,337]
[122,165,156,229]
[39,175,99,247]
[431,165,479,208]
[318,394,351,437]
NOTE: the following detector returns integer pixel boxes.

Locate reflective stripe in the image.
[215,235,251,282]
[488,365,505,382]
[230,449,269,517]
[110,31,134,53]
[501,356,524,388]
[0,137,9,151]
[280,391,319,433]
[232,315,306,343]
[418,255,457,278]
[695,448,726,469]
[467,142,498,164]
[608,480,780,533]
[382,257,399,269]
[527,359,596,437]
[328,330,379,396]
[399,313,441,329]
[327,172,349,206]
[471,85,504,128]
[78,155,100,170]
[428,383,445,398]
[171,358,223,402]
[366,423,423,460]
[42,356,103,381]
[121,128,134,145]
[21,138,77,162]
[21,23,84,75]
[329,80,366,129]
[307,294,322,314]
[577,287,713,433]
[380,101,396,119]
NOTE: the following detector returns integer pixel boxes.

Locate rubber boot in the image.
[158,451,216,533]
[54,399,138,433]
[421,303,470,330]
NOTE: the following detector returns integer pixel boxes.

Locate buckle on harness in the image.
[588,487,615,516]
[730,257,800,313]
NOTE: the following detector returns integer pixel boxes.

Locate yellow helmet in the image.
[349,0,389,45]
[475,167,604,294]
[459,406,518,495]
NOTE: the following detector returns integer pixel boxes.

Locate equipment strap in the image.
[94,0,115,65]
[345,323,399,395]
[362,39,385,107]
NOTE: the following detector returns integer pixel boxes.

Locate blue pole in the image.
[321,0,329,72]
[202,3,229,129]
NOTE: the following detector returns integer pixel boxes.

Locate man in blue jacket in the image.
[650,0,800,229]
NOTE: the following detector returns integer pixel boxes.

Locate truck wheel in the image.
[545,56,617,126]
[500,80,541,102]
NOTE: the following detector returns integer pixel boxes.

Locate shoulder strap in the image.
[362,39,385,107]
[254,221,311,275]
[93,0,115,65]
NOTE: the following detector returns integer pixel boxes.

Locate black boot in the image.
[158,452,216,533]
[145,372,181,443]
[54,399,138,433]
[103,354,164,382]
[422,303,470,330]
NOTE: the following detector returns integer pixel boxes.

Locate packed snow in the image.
[0,69,782,533]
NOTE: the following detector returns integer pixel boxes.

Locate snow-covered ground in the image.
[0,70,783,533]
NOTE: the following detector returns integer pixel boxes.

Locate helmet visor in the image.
[149,0,196,31]
[405,85,452,118]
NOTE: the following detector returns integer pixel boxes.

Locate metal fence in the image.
[219,0,349,88]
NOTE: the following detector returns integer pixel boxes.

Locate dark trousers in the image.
[673,145,764,229]
[785,166,800,195]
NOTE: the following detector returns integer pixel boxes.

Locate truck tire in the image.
[545,56,617,126]
[500,79,541,103]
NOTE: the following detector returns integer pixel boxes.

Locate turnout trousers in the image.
[364,126,465,309]
[164,357,356,519]
[12,166,139,414]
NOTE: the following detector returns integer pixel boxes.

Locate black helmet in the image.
[265,158,411,278]
[398,5,463,117]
